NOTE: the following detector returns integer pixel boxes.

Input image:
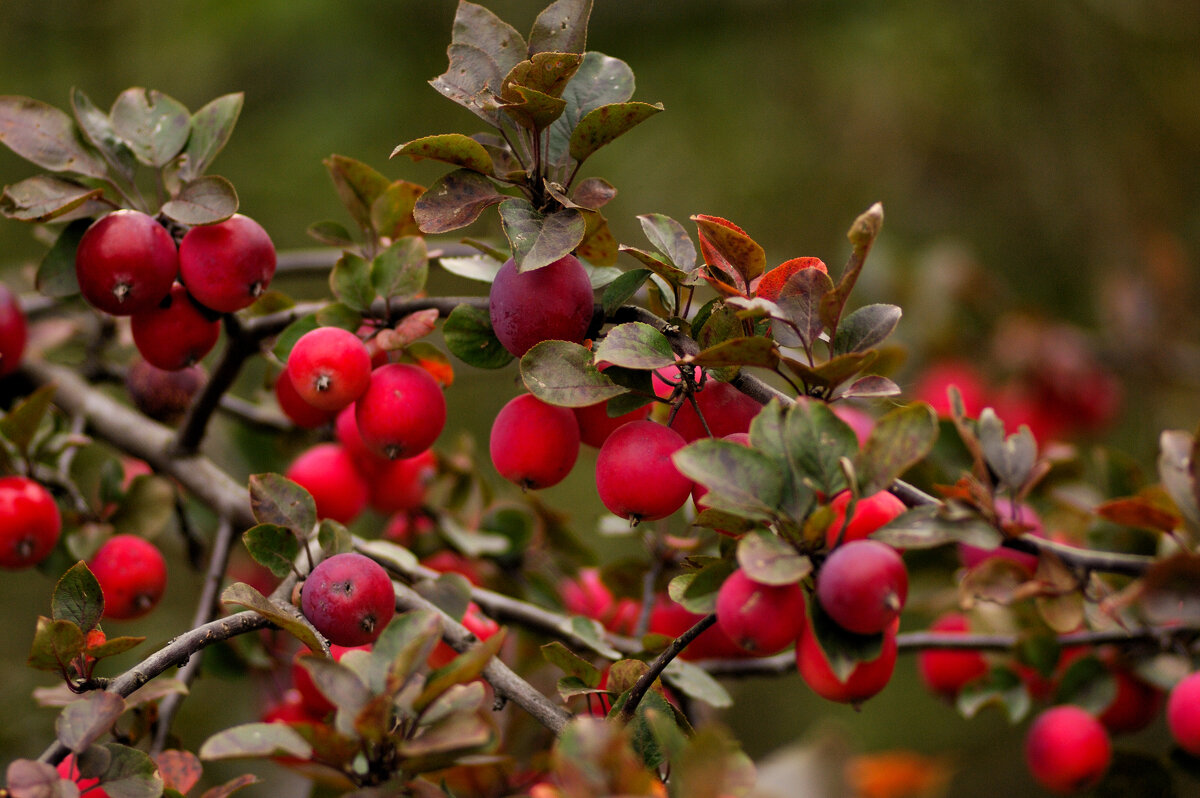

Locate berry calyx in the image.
[1025,705,1111,794]
[286,327,373,413]
[75,209,179,316]
[301,552,395,647]
[178,213,276,313]
[490,393,581,490]
[354,363,446,460]
[275,369,338,429]
[0,475,61,570]
[488,253,595,357]
[88,534,168,620]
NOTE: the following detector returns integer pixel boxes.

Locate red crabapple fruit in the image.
[490,393,581,490]
[368,449,437,514]
[1167,671,1200,756]
[275,369,338,429]
[0,475,61,570]
[130,283,220,370]
[816,539,907,635]
[75,209,178,316]
[125,359,205,425]
[0,282,27,377]
[1025,705,1111,794]
[178,213,276,313]
[1098,667,1164,735]
[715,569,806,655]
[88,534,168,620]
[825,490,907,549]
[285,443,369,524]
[916,612,988,699]
[668,379,761,442]
[796,618,898,705]
[488,254,595,357]
[286,327,373,413]
[57,755,110,798]
[573,396,652,449]
[595,420,692,522]
[355,363,446,460]
[301,552,395,646]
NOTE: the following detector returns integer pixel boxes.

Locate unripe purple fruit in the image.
[595,420,692,522]
[179,213,276,313]
[715,569,806,655]
[488,254,595,357]
[301,552,395,646]
[816,539,908,635]
[490,393,581,490]
[75,210,179,316]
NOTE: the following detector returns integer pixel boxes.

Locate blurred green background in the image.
[2,1,1199,796]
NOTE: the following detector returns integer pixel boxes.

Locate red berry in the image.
[490,394,581,490]
[958,497,1043,572]
[429,601,500,668]
[262,688,323,725]
[571,365,651,448]
[488,254,595,357]
[595,420,692,522]
[560,568,617,624]
[89,534,167,620]
[275,370,337,429]
[715,569,806,655]
[0,476,61,569]
[1167,671,1200,756]
[917,612,988,699]
[292,643,370,717]
[816,539,907,635]
[668,379,761,443]
[285,443,369,524]
[647,595,746,661]
[75,209,178,316]
[913,359,988,419]
[796,618,898,705]
[0,282,28,377]
[368,449,437,515]
[1098,668,1164,735]
[1025,705,1111,794]
[355,363,446,460]
[57,754,110,798]
[286,327,373,413]
[125,359,205,425]
[825,490,907,549]
[130,283,220,370]
[301,552,395,646]
[178,213,276,313]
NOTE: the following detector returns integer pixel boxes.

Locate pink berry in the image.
[0,282,28,377]
[916,612,988,699]
[1025,705,1111,794]
[89,534,168,620]
[595,420,692,522]
[0,476,61,570]
[1168,671,1200,756]
[488,254,595,357]
[285,443,369,524]
[286,327,373,413]
[75,209,178,316]
[301,552,396,646]
[715,569,806,655]
[178,213,276,313]
[490,394,581,490]
[816,539,907,635]
[354,363,446,460]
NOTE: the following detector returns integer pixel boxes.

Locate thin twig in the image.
[616,613,717,724]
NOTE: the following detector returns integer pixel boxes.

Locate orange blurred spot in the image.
[846,751,953,798]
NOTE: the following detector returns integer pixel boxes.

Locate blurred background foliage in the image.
[2,1,1199,796]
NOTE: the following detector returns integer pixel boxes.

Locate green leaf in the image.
[673,438,784,520]
[99,743,165,798]
[547,52,636,167]
[737,529,812,585]
[419,680,487,728]
[330,252,374,312]
[521,340,624,407]
[271,314,320,362]
[854,402,939,496]
[809,599,884,683]
[617,246,688,288]
[528,0,591,55]
[70,87,135,180]
[957,666,1031,723]
[220,582,325,655]
[110,475,176,538]
[500,84,568,136]
[199,722,312,761]
[839,375,901,400]
[784,400,859,498]
[429,44,507,127]
[53,561,104,632]
[601,268,651,316]
[242,524,301,578]
[314,301,362,332]
[499,199,586,273]
[502,51,584,101]
[593,322,675,370]
[870,504,1001,550]
[87,634,145,660]
[684,336,779,370]
[57,692,126,753]
[372,236,428,300]
[299,657,371,736]
[369,609,442,693]
[662,659,733,709]
[248,473,318,535]
[541,641,602,687]
[307,220,355,248]
[438,253,505,283]
[562,615,621,659]
[316,518,354,556]
[832,303,902,356]
[413,169,504,235]
[180,92,243,181]
[355,539,420,574]
[370,179,425,240]
[160,176,238,225]
[783,351,878,391]
[27,616,84,672]
[668,558,734,614]
[442,304,513,369]
[110,88,191,168]
[391,133,495,174]
[0,95,108,177]
[324,154,392,234]
[978,408,1038,492]
[448,1,526,74]
[416,628,506,713]
[37,217,89,297]
[569,101,662,164]
[638,213,696,272]
[0,382,57,457]
[0,175,104,222]
[438,514,511,558]
[773,267,835,348]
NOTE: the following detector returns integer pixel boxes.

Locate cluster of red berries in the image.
[74,210,276,370]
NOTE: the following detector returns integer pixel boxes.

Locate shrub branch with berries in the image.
[0,1,1198,796]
